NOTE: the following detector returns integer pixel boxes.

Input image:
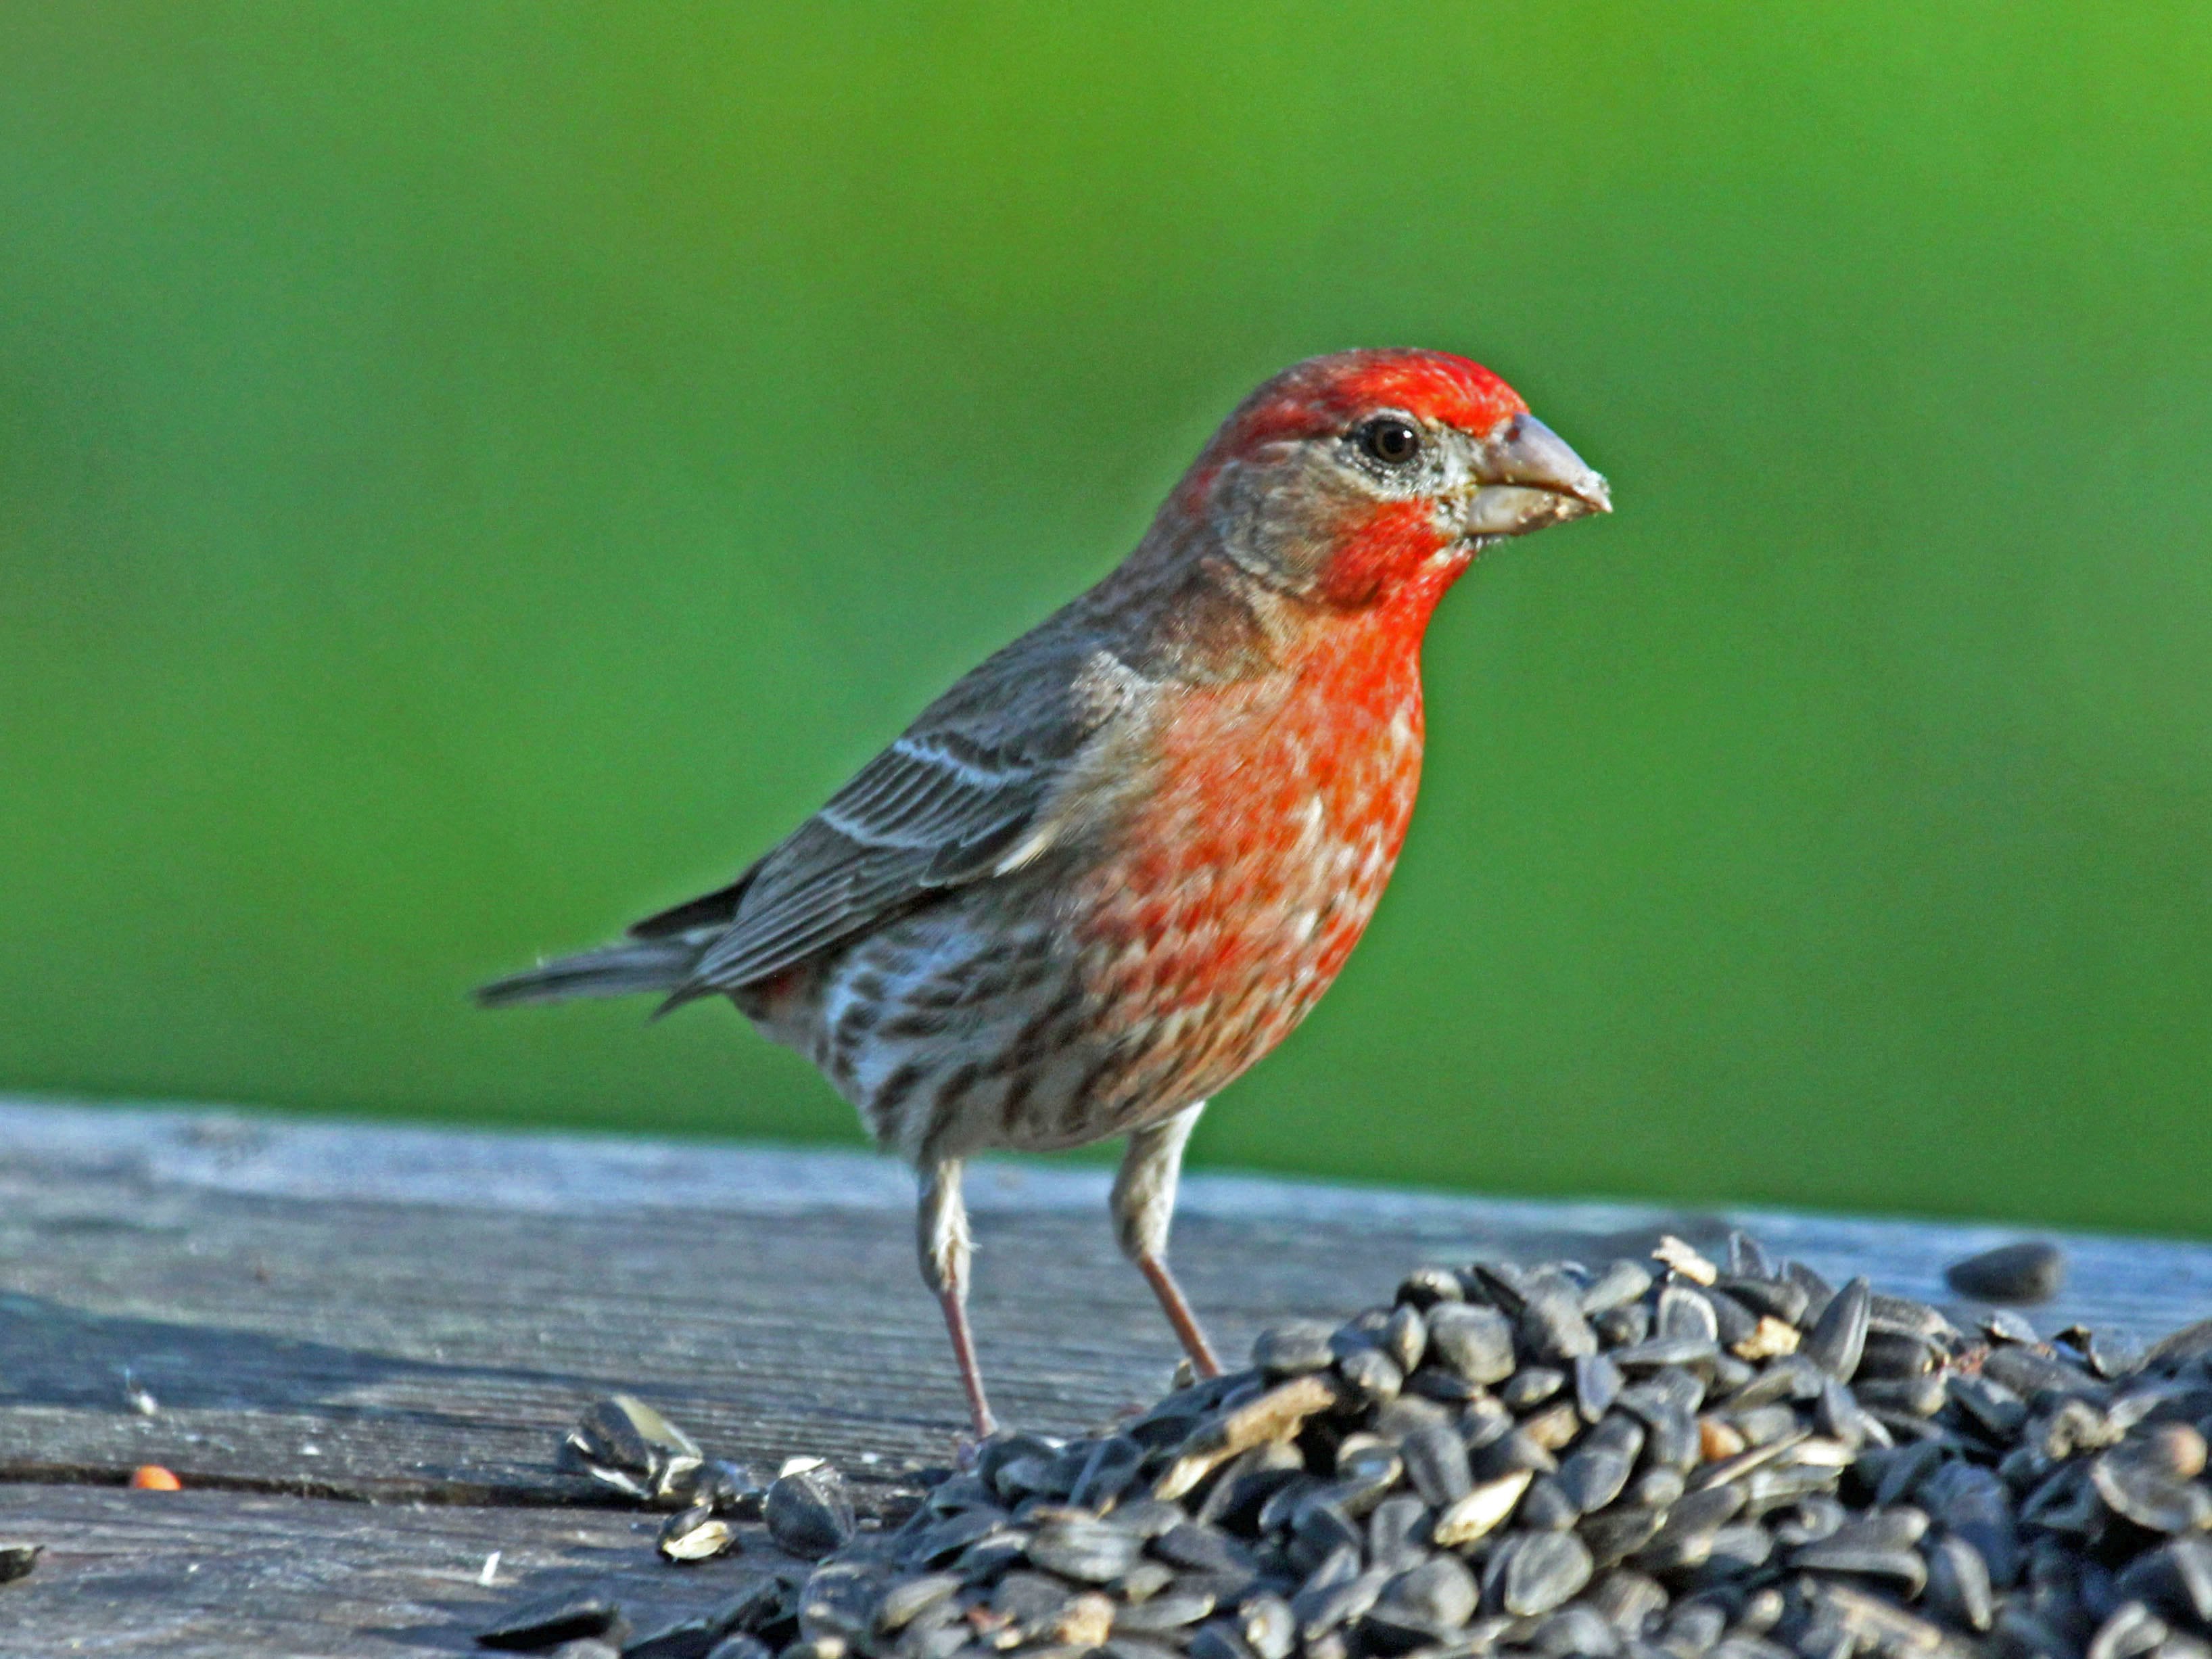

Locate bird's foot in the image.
[951,1422,1002,1472]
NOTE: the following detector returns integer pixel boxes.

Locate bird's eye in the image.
[1356,417,1421,467]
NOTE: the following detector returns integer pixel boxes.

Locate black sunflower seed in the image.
[1152,1522,1258,1577]
[1594,1303,1651,1348]
[1945,1241,2066,1305]
[1515,1474,1581,1532]
[1519,1604,1620,1656]
[1112,1591,1217,1633]
[1631,1485,1746,1574]
[1726,1232,1774,1278]
[658,1501,738,1563]
[1028,1516,1145,1583]
[1521,1401,1584,1451]
[796,1562,887,1644]
[1801,1278,1871,1382]
[1581,1259,1654,1316]
[1378,1305,1428,1374]
[1632,1402,1701,1474]
[976,1432,1059,1493]
[876,1572,963,1633]
[1870,1439,1945,1508]
[1769,1493,1846,1547]
[1579,1503,1668,1568]
[1705,1289,1760,1353]
[1334,1345,1404,1407]
[765,1463,855,1559]
[1289,1564,1387,1638]
[910,1507,1006,1567]
[1815,1376,1877,1451]
[1699,1520,1774,1579]
[1981,1343,2101,1401]
[1236,1593,1295,1659]
[1468,1261,1532,1311]
[1855,1328,1943,1382]
[1251,1321,1335,1377]
[1426,1304,1516,1386]
[477,1589,628,1650]
[1365,1493,1432,1569]
[1609,1336,1720,1374]
[1716,1276,1810,1328]
[1555,1415,1643,1516]
[1070,1434,1145,1509]
[1623,1365,1708,1419]
[1662,1600,1726,1652]
[2092,1443,2212,1533]
[2088,1600,2173,1659]
[1183,1620,1258,1659]
[1575,1351,1624,1422]
[1114,1561,1177,1603]
[1332,1441,1405,1513]
[1520,1287,1599,1365]
[1398,1421,1472,1505]
[1395,1265,1463,1311]
[1855,1372,1946,1417]
[1926,1534,1996,1633]
[1784,1261,1837,1317]
[1373,1553,1478,1627]
[1791,1539,1929,1596]
[951,1531,1026,1579]
[1102,1635,1187,1659]
[1950,1374,2029,1444]
[1722,1353,1825,1410]
[1467,1425,1556,1482]
[1500,1365,1565,1409]
[2116,1535,2212,1626]
[1586,1566,1670,1633]
[1290,1500,1362,1570]
[1487,1530,1593,1616]
[1656,1285,1720,1347]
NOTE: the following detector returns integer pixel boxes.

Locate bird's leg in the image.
[1110,1103,1221,1378]
[918,1158,998,1441]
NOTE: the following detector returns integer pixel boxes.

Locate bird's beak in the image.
[1459,413,1613,540]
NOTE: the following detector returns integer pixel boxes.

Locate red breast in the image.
[1070,596,1434,1117]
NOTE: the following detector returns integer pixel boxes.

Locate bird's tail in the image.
[475,937,702,1008]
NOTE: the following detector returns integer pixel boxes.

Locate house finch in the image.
[481,350,1609,1437]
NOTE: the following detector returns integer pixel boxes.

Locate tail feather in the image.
[475,937,702,1008]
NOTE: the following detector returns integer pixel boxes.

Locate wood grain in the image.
[0,1097,2206,1654]
[0,1483,798,1658]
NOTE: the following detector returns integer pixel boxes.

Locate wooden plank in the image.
[0,1483,799,1658]
[2,1098,2208,1506]
[2,1097,2209,1656]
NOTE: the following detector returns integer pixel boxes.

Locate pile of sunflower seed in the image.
[783,1236,2212,1659]
[482,1236,2212,1659]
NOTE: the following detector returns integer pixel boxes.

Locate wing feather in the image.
[661,640,1140,1001]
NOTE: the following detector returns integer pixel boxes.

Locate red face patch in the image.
[1217,349,1528,456]
[1324,351,1526,436]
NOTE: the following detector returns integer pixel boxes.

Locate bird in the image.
[479,348,1609,1439]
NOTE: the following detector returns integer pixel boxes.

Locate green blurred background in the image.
[3,5,2208,1234]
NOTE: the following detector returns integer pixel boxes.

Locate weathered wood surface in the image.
[0,1096,2207,1656]
[0,1484,797,1656]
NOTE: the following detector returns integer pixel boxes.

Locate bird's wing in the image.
[655,640,1146,1002]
